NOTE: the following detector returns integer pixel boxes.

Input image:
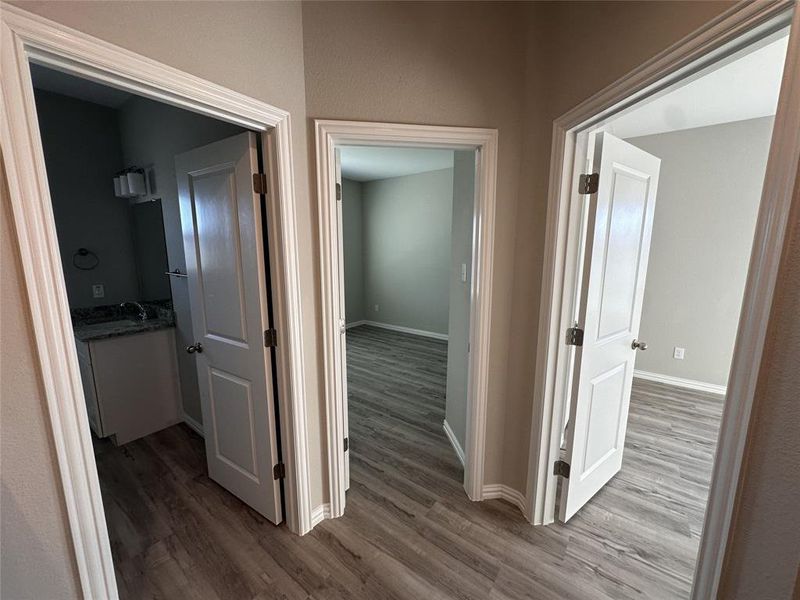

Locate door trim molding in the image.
[0,6,312,597]
[527,2,800,599]
[315,120,498,520]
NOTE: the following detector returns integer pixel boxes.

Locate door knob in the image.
[631,339,648,351]
[186,342,203,354]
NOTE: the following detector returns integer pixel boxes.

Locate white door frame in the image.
[315,120,498,519]
[0,5,313,598]
[527,2,800,600]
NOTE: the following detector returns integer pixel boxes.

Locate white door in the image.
[559,132,661,522]
[176,132,282,523]
[335,148,351,490]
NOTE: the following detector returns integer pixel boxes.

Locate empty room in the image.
[338,145,476,512]
[2,2,799,600]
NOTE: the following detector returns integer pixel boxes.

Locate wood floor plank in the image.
[97,324,723,599]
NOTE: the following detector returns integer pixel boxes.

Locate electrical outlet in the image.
[92,283,105,299]
[374,304,379,312]
[673,346,685,360]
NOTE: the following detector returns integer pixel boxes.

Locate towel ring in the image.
[72,247,99,271]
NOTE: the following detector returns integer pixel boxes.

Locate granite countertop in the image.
[71,301,176,342]
[73,317,175,342]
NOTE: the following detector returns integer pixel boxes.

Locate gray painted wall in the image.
[361,169,454,335]
[445,152,476,449]
[628,117,774,387]
[342,177,365,323]
[117,95,245,425]
[34,90,139,308]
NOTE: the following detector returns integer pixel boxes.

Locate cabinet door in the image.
[75,340,103,437]
[91,329,182,445]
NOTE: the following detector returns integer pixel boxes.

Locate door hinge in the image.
[343,437,349,452]
[264,328,277,347]
[335,182,342,201]
[553,460,571,478]
[273,463,285,480]
[253,172,268,195]
[578,173,599,194]
[566,326,584,346]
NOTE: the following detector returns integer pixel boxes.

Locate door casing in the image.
[315,120,499,521]
[527,3,800,600]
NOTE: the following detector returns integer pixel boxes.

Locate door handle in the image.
[186,342,203,354]
[631,339,648,351]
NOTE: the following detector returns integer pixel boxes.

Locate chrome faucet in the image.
[120,301,148,321]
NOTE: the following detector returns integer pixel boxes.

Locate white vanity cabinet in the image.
[75,328,182,445]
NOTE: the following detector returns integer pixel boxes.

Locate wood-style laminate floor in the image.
[98,325,723,599]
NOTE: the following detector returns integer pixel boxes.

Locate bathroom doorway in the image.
[30,63,286,594]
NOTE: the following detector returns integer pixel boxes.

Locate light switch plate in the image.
[92,283,105,299]
[461,263,468,283]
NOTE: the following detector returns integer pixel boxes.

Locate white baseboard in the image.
[634,369,726,395]
[355,320,448,341]
[482,484,527,514]
[345,320,367,329]
[310,503,331,528]
[182,412,204,437]
[442,420,465,466]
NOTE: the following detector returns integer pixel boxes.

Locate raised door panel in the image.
[596,168,651,342]
[208,367,259,480]
[581,362,628,478]
[189,167,248,346]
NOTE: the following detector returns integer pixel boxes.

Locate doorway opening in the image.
[337,145,476,507]
[315,121,500,520]
[28,63,289,594]
[530,14,794,600]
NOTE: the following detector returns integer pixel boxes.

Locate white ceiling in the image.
[610,33,789,139]
[340,146,455,182]
[30,64,133,108]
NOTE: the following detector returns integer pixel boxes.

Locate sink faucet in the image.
[120,301,148,321]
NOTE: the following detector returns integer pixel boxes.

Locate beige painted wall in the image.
[1,158,81,599]
[4,1,797,597]
[303,0,528,489]
[0,2,321,596]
